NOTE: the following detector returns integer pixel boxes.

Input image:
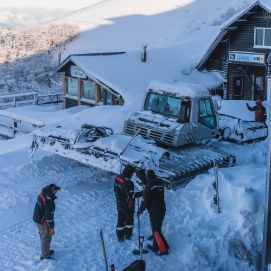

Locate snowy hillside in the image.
[55,0,270,54]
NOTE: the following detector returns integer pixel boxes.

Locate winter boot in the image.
[40,255,55,260]
[118,236,125,242]
[153,231,169,255]
[122,259,146,271]
[147,244,158,253]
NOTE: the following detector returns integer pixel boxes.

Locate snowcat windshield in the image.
[143,92,182,118]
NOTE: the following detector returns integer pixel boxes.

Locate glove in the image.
[128,198,134,209]
[50,227,55,236]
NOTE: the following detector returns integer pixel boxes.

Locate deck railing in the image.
[0,92,63,110]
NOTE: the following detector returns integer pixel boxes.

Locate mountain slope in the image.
[55,0,268,55]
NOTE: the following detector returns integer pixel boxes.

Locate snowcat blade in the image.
[218,113,268,144]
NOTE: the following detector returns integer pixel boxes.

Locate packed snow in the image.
[0,99,268,271]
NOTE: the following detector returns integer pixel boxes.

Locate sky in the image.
[0,0,104,27]
[0,0,103,10]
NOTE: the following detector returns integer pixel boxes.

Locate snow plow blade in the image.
[218,113,268,144]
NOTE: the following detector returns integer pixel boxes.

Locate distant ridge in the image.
[41,0,107,26]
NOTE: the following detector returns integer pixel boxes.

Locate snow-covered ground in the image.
[0,100,268,271]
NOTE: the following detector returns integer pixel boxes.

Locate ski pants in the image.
[35,222,52,258]
[149,210,165,250]
[116,209,134,240]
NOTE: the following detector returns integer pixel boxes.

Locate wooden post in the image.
[78,79,81,105]
[63,74,66,108]
[34,93,38,105]
[13,120,17,137]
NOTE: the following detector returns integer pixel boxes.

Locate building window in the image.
[82,80,96,101]
[254,27,271,48]
[66,78,78,96]
[254,76,265,100]
[103,88,113,105]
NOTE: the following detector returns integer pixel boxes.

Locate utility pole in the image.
[261,53,271,271]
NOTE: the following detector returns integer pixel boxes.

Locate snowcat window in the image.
[178,100,191,123]
[144,92,182,118]
[199,98,217,129]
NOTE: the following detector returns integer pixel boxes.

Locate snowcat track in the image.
[158,145,235,190]
[32,136,235,190]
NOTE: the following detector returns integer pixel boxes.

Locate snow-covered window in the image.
[179,100,191,123]
[254,28,271,48]
[143,92,182,118]
[199,98,217,129]
[103,88,113,105]
[254,76,265,100]
[66,78,78,96]
[82,80,96,101]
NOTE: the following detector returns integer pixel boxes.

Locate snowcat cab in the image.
[124,81,219,147]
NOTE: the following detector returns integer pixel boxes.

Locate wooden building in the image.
[55,52,125,108]
[197,1,271,101]
[56,48,225,109]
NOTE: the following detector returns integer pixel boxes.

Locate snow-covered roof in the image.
[197,1,271,69]
[147,81,210,98]
[57,48,225,105]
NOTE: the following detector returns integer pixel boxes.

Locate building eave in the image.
[197,1,271,70]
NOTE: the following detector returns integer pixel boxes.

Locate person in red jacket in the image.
[246,100,267,122]
[33,183,60,260]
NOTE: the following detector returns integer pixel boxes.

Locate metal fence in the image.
[0,92,63,110]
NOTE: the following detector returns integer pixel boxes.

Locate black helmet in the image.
[122,165,134,178]
[47,183,61,192]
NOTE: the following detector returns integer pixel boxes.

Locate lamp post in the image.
[261,53,271,271]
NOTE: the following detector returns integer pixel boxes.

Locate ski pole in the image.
[100,229,109,271]
[137,198,145,260]
[119,129,140,156]
[214,163,220,213]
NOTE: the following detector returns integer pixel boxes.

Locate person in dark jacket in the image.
[246,100,267,122]
[137,170,168,255]
[114,165,142,242]
[33,183,60,260]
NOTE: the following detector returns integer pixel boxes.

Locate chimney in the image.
[141,44,147,63]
